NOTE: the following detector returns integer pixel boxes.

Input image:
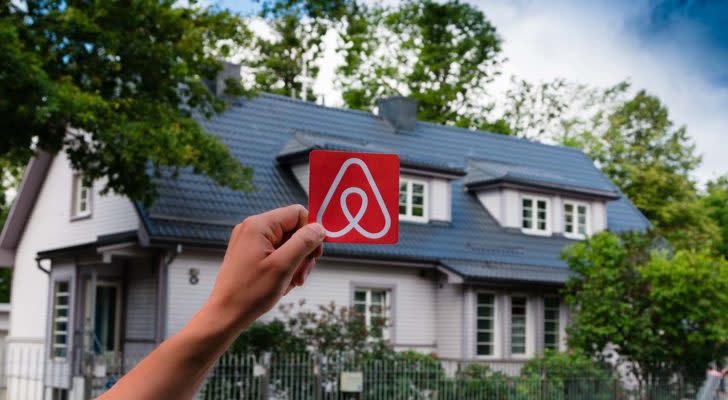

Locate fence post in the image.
[314,355,322,400]
[540,363,547,400]
[260,353,270,400]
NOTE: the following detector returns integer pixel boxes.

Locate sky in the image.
[219,0,728,183]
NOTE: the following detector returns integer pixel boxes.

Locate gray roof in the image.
[138,93,649,284]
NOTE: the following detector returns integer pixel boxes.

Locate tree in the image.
[337,0,503,128]
[250,0,350,100]
[487,77,629,143]
[703,176,728,259]
[1,0,254,205]
[563,231,728,386]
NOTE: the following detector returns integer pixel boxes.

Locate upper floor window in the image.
[71,174,92,219]
[543,297,561,351]
[564,201,589,239]
[521,196,550,235]
[51,281,70,359]
[399,178,428,222]
[354,288,390,340]
[476,292,495,356]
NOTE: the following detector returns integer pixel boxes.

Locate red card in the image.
[308,150,399,244]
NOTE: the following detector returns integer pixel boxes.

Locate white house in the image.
[0,89,649,398]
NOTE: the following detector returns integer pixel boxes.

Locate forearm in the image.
[100,296,260,399]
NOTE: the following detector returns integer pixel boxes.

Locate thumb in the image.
[266,223,325,273]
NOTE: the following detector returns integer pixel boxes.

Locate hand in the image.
[210,204,325,329]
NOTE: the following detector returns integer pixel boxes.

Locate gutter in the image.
[35,257,50,275]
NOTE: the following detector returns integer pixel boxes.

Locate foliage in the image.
[488,77,630,143]
[229,319,306,355]
[277,301,392,356]
[563,231,728,384]
[0,0,254,205]
[521,350,611,380]
[250,0,350,99]
[337,0,503,128]
[703,176,728,259]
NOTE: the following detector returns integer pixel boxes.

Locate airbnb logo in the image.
[308,150,399,244]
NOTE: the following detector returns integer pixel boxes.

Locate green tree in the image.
[250,0,350,99]
[585,91,717,250]
[338,0,503,128]
[703,176,728,259]
[1,0,254,205]
[563,231,728,385]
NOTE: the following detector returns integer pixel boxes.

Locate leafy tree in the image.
[0,0,254,205]
[229,319,306,355]
[250,0,350,99]
[563,231,728,385]
[338,0,503,128]
[488,77,629,143]
[703,176,728,259]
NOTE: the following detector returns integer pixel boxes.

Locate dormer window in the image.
[399,178,428,222]
[71,174,92,220]
[564,201,590,239]
[521,195,550,235]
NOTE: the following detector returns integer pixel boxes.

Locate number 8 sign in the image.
[307,150,400,244]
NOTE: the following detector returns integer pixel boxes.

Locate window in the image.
[51,388,69,400]
[521,196,550,234]
[51,281,70,359]
[511,296,527,356]
[476,293,495,356]
[353,288,390,340]
[544,297,561,351]
[564,201,590,238]
[399,178,428,222]
[85,281,122,354]
[71,174,92,219]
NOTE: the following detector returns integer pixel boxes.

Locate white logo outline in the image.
[316,158,392,239]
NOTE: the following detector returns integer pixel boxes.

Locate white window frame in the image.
[563,200,591,239]
[399,178,429,223]
[543,296,561,351]
[71,174,92,220]
[510,295,528,358]
[521,195,551,236]
[475,291,499,358]
[353,287,391,341]
[51,281,70,360]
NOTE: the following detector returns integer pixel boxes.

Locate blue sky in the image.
[218,0,727,183]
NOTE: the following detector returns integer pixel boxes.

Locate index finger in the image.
[259,204,308,241]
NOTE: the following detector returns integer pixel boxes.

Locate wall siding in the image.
[10,153,139,342]
[434,283,462,358]
[166,254,439,349]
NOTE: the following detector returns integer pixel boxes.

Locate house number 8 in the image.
[189,268,199,285]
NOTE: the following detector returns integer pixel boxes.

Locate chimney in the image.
[377,97,417,131]
[206,61,241,97]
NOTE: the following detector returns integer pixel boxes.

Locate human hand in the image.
[209,205,325,329]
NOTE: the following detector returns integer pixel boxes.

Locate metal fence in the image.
[0,348,726,399]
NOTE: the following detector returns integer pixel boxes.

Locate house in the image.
[0,86,649,398]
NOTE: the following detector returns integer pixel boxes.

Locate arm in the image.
[99,205,325,400]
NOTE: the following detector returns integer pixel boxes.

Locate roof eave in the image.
[465,177,621,200]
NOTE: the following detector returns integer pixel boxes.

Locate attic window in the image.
[399,178,428,222]
[71,174,92,219]
[564,201,590,239]
[521,195,550,235]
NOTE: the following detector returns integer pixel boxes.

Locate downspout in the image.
[155,244,182,344]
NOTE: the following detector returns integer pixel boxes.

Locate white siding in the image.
[9,152,138,343]
[166,254,439,349]
[435,283,462,358]
[477,191,501,223]
[291,163,310,195]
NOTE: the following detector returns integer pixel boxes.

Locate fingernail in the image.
[310,223,326,239]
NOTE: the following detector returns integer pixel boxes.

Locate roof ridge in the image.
[244,93,595,158]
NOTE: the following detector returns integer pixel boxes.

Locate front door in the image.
[85,280,122,355]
